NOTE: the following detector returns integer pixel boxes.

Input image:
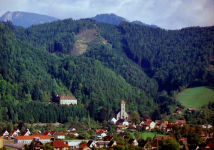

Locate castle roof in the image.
[121,100,125,104]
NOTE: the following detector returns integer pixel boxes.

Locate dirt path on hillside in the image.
[175,88,190,99]
[26,122,62,127]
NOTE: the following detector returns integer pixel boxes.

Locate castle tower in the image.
[121,100,125,119]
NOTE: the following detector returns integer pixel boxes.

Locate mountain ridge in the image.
[0,11,59,28]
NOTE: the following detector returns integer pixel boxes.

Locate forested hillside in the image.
[1,18,214,123]
[0,23,153,124]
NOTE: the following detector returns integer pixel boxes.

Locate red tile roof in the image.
[79,144,89,149]
[56,132,65,136]
[16,135,51,140]
[43,131,50,135]
[49,131,56,135]
[95,129,104,133]
[103,136,113,141]
[52,140,65,148]
[143,121,153,125]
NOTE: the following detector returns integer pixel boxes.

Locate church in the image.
[115,100,129,121]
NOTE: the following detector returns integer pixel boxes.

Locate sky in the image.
[0,0,214,30]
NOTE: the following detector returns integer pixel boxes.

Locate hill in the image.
[176,86,214,108]
[0,23,154,123]
[132,21,159,28]
[90,13,128,25]
[90,13,159,28]
[0,11,59,28]
[1,18,214,121]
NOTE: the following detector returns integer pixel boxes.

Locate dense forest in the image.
[0,18,214,125]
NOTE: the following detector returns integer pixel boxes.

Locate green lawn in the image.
[131,132,167,139]
[176,86,214,108]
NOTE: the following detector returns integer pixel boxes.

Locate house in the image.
[43,131,51,136]
[79,144,90,150]
[128,138,138,146]
[14,135,51,144]
[52,95,77,105]
[202,124,213,129]
[21,128,31,136]
[54,132,65,139]
[117,125,126,130]
[175,108,182,114]
[174,120,186,124]
[96,141,111,148]
[129,126,136,132]
[138,140,151,149]
[51,140,69,150]
[103,136,113,141]
[28,137,44,150]
[68,127,76,132]
[68,132,79,137]
[1,130,9,138]
[87,140,97,148]
[107,141,117,147]
[115,127,122,133]
[108,117,117,124]
[142,121,156,130]
[90,135,102,140]
[160,121,169,131]
[84,127,91,132]
[101,127,107,132]
[115,100,129,121]
[117,133,125,138]
[188,108,195,113]
[49,131,57,137]
[63,140,88,148]
[95,129,106,137]
[10,129,19,139]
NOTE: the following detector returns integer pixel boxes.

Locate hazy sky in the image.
[0,0,214,29]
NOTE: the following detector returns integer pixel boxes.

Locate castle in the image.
[115,100,129,121]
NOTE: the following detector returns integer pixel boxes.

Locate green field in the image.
[131,132,167,139]
[176,86,214,108]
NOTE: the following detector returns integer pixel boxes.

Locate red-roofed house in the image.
[43,131,51,136]
[10,130,19,139]
[1,130,9,138]
[54,132,65,139]
[174,120,186,124]
[160,121,169,131]
[52,140,68,150]
[142,121,156,130]
[79,144,90,150]
[49,131,57,137]
[68,132,79,137]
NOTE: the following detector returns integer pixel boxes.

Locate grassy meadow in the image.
[131,132,167,139]
[176,86,214,108]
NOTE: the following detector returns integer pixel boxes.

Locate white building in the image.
[202,124,213,129]
[14,136,51,144]
[53,95,77,105]
[64,140,88,148]
[108,117,117,124]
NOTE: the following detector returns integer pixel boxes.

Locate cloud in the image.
[0,0,214,29]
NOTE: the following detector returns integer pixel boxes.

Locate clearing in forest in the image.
[176,86,214,108]
[71,29,106,56]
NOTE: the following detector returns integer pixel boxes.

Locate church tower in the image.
[121,100,125,119]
